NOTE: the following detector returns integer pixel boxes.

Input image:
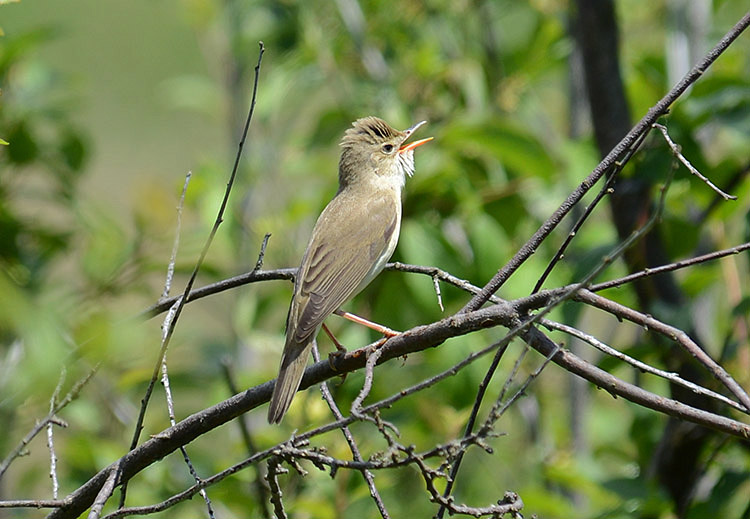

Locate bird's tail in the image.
[267,341,312,424]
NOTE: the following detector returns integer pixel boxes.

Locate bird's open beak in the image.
[399,120,433,152]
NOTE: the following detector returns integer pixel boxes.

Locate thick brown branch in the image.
[47,299,750,519]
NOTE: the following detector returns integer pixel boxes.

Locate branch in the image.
[119,41,265,508]
[589,242,750,292]
[541,319,747,412]
[574,289,750,411]
[0,367,97,480]
[653,123,737,201]
[460,11,750,312]
[140,267,295,319]
[47,296,750,518]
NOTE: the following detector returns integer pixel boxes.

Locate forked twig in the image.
[119,41,265,509]
[653,123,737,201]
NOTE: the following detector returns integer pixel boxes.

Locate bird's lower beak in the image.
[400,120,433,152]
[399,136,433,152]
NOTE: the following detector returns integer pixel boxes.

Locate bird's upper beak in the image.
[399,120,433,152]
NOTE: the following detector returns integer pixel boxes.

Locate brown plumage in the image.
[267,117,431,424]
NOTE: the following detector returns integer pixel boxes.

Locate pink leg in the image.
[333,309,400,337]
[322,323,347,352]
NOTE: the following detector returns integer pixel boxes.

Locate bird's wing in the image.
[288,191,399,345]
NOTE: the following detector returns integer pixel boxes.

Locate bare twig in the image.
[88,464,120,519]
[531,127,651,294]
[47,369,66,499]
[220,360,271,519]
[432,274,444,312]
[0,500,66,508]
[542,319,747,412]
[141,267,295,319]
[0,367,97,480]
[461,11,750,313]
[350,344,386,418]
[119,41,265,507]
[266,458,288,519]
[653,123,737,201]
[589,242,750,292]
[254,233,272,271]
[574,289,750,412]
[311,344,390,519]
[160,356,215,517]
[160,171,192,301]
[154,165,215,517]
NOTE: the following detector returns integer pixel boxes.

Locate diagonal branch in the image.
[119,42,265,508]
[46,296,750,519]
[460,11,750,313]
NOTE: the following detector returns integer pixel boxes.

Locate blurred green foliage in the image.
[1,1,750,518]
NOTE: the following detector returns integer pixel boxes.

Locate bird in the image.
[267,116,432,424]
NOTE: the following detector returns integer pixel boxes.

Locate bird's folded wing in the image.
[290,192,398,344]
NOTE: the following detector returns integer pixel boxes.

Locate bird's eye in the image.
[382,143,395,153]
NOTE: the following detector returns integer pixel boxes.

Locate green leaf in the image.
[441,118,558,181]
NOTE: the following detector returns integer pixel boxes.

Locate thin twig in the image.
[119,42,265,508]
[461,11,750,313]
[220,359,271,519]
[141,267,295,319]
[653,123,737,201]
[432,274,444,312]
[575,289,750,412]
[589,242,750,292]
[47,369,66,499]
[266,458,288,519]
[542,319,747,412]
[481,343,560,437]
[160,356,215,517]
[88,464,120,519]
[155,163,214,517]
[254,233,272,271]
[160,171,192,301]
[0,367,97,480]
[531,127,651,294]
[311,344,391,518]
[0,500,66,508]
[349,345,386,418]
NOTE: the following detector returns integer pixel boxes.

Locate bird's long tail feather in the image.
[267,341,312,424]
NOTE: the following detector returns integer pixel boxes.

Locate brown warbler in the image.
[268,116,432,424]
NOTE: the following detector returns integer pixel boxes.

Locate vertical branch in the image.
[311,344,391,519]
[266,459,288,519]
[47,369,66,499]
[221,360,272,519]
[119,42,265,508]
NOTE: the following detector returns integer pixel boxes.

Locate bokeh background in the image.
[2,1,750,517]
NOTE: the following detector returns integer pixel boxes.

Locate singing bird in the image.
[268,117,432,424]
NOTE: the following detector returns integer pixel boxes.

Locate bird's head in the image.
[338,117,432,190]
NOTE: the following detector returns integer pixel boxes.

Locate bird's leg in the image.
[333,309,401,337]
[323,323,349,374]
[322,323,347,353]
